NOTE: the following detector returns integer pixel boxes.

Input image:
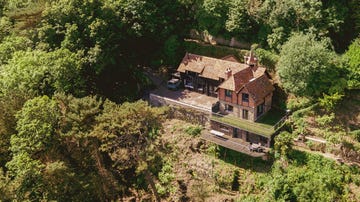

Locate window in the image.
[242,93,249,102]
[242,109,248,119]
[257,103,264,117]
[225,90,232,97]
[225,104,233,112]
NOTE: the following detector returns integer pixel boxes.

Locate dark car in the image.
[167,78,181,90]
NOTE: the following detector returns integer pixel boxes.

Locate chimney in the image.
[246,50,258,71]
[225,68,232,79]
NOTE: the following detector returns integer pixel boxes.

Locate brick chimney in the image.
[225,68,232,79]
[245,50,258,72]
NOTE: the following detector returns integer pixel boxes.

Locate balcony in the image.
[211,108,287,138]
[201,132,266,158]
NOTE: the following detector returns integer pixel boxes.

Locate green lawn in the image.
[211,109,286,138]
[257,108,286,126]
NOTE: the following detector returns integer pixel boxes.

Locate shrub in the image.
[315,113,335,127]
[184,125,202,136]
[287,96,312,111]
[274,131,294,158]
[156,161,176,196]
[318,92,344,111]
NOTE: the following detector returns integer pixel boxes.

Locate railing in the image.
[273,115,288,130]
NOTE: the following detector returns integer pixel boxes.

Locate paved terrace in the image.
[151,88,217,111]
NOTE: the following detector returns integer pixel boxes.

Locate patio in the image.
[151,87,218,111]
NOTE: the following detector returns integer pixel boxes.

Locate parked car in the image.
[167,78,181,90]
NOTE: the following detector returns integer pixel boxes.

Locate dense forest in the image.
[0,0,359,201]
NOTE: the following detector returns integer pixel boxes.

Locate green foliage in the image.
[6,152,45,201]
[350,130,360,142]
[315,113,335,127]
[184,125,202,136]
[319,92,344,111]
[259,0,347,50]
[277,33,341,97]
[163,35,182,66]
[0,35,32,65]
[0,48,84,98]
[343,38,360,89]
[286,96,312,111]
[264,152,354,201]
[225,0,254,39]
[12,96,59,154]
[0,168,12,201]
[196,0,229,36]
[56,93,102,139]
[0,17,13,40]
[93,100,166,186]
[254,48,278,71]
[156,160,176,196]
[274,131,293,158]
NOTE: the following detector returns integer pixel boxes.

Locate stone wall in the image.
[189,29,251,49]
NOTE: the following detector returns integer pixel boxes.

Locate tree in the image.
[5,96,58,200]
[225,0,255,40]
[195,0,229,36]
[343,38,360,89]
[0,35,32,65]
[92,100,167,201]
[36,0,191,101]
[259,0,347,50]
[55,93,121,201]
[255,48,279,72]
[11,96,59,155]
[277,33,341,97]
[0,48,84,98]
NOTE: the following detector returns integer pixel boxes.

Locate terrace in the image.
[211,108,287,138]
[201,132,267,158]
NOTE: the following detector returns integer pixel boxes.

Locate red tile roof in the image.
[177,53,248,80]
[244,74,274,102]
[221,55,241,63]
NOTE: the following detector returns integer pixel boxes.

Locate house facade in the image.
[177,52,276,149]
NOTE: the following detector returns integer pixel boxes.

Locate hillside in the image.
[148,119,360,201]
[0,0,359,201]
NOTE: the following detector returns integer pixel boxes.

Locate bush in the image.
[315,113,335,127]
[156,161,176,196]
[184,125,202,136]
[287,96,312,111]
[274,131,294,158]
[318,92,344,111]
[350,130,360,141]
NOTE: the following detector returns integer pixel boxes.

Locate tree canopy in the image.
[277,33,342,97]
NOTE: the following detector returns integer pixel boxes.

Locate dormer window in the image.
[242,93,249,102]
[225,90,232,97]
